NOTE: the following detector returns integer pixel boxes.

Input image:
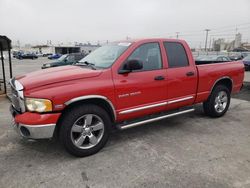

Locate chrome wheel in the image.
[214,91,228,113]
[70,114,104,149]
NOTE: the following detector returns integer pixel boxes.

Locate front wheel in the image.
[60,104,111,157]
[203,85,231,117]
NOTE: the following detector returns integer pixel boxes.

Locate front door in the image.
[112,42,168,121]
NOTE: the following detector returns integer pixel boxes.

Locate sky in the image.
[0,0,250,48]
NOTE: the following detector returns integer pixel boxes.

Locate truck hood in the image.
[16,65,103,90]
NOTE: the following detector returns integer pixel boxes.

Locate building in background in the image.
[76,42,101,54]
[32,45,81,54]
[212,33,246,51]
[234,33,242,48]
[31,45,54,54]
[213,38,226,51]
[12,42,101,55]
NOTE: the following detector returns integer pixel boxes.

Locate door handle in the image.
[186,71,195,76]
[154,76,165,80]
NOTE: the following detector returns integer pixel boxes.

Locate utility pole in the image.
[176,32,179,39]
[204,29,210,51]
[208,36,212,51]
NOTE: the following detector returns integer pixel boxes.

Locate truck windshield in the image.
[78,43,131,68]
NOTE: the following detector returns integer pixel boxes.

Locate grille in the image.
[10,79,25,113]
[11,86,21,112]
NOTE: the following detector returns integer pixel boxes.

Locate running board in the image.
[118,108,195,130]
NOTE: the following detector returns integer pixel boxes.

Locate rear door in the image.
[163,41,198,109]
[113,42,168,121]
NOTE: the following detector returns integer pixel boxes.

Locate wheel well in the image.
[212,78,232,92]
[54,98,116,138]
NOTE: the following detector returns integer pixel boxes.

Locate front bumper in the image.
[13,122,56,139]
[10,106,60,139]
[9,78,60,139]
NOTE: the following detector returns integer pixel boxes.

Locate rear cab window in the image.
[163,42,189,68]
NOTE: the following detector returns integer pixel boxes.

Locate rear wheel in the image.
[203,85,230,117]
[60,104,111,157]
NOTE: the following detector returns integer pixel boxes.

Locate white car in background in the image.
[35,53,43,57]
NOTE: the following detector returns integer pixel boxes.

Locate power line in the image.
[178,27,250,39]
[209,22,250,31]
[210,26,250,35]
[174,22,250,38]
[178,27,250,38]
[210,34,238,37]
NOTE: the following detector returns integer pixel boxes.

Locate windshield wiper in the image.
[76,61,97,70]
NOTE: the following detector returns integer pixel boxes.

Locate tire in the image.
[203,85,231,117]
[60,104,111,157]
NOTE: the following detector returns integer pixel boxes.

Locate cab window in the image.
[127,42,162,71]
[164,42,189,68]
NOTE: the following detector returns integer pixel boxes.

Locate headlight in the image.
[44,64,51,67]
[25,98,52,112]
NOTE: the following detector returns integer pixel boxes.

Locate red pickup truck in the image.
[10,39,244,157]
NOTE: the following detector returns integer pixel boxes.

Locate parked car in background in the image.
[232,47,249,52]
[16,52,38,60]
[42,53,86,69]
[35,52,43,57]
[229,54,243,61]
[241,52,250,58]
[48,53,61,59]
[243,55,250,71]
[42,53,52,57]
[42,53,53,57]
[13,51,23,58]
[12,51,18,58]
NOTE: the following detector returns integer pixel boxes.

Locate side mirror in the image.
[119,59,143,74]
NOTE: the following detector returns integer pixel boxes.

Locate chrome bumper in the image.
[13,122,56,139]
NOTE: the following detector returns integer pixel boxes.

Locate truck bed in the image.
[194,61,244,103]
